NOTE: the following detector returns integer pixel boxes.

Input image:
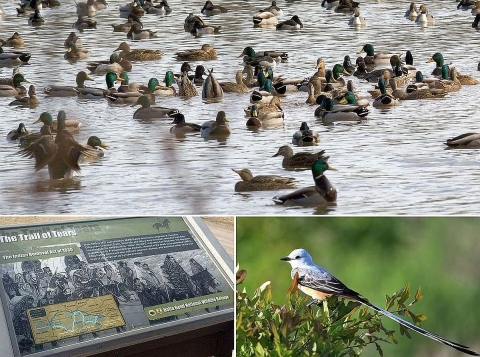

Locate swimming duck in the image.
[127,22,157,40]
[76,0,100,17]
[87,53,127,74]
[0,73,29,97]
[325,64,349,88]
[175,44,217,61]
[131,95,179,119]
[114,41,162,61]
[140,73,176,96]
[276,15,303,30]
[254,97,284,125]
[7,123,30,141]
[111,14,143,32]
[105,88,145,105]
[219,71,249,93]
[253,12,278,27]
[119,0,144,19]
[335,87,369,106]
[169,113,201,134]
[240,47,278,68]
[358,44,395,67]
[72,15,97,31]
[373,77,399,107]
[200,111,230,136]
[316,96,369,122]
[273,158,337,205]
[472,1,480,15]
[116,71,140,92]
[415,4,435,25]
[144,0,171,14]
[342,55,356,75]
[259,1,282,16]
[5,32,25,48]
[0,47,31,66]
[232,168,296,192]
[63,32,82,49]
[292,122,319,146]
[64,42,90,62]
[445,133,480,148]
[9,84,39,107]
[250,79,274,105]
[33,111,82,134]
[389,78,447,100]
[245,106,263,128]
[272,145,327,169]
[178,71,199,98]
[202,68,223,99]
[435,64,461,92]
[348,7,366,27]
[334,0,359,13]
[81,136,109,161]
[28,9,44,26]
[184,13,205,32]
[405,2,418,20]
[190,20,221,36]
[201,1,227,16]
[44,71,94,97]
[76,71,123,99]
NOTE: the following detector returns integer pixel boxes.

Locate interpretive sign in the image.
[0,217,234,357]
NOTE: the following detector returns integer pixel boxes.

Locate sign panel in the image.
[0,217,234,356]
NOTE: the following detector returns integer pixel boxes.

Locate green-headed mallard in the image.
[200,111,230,136]
[348,7,366,27]
[445,133,480,148]
[76,71,123,99]
[0,47,31,66]
[175,44,217,61]
[114,41,163,61]
[81,135,108,161]
[7,123,30,141]
[250,79,274,104]
[389,77,447,100]
[9,84,39,107]
[190,20,221,36]
[276,15,303,30]
[232,168,296,192]
[0,73,29,97]
[259,1,283,15]
[239,47,282,67]
[202,68,223,99]
[415,4,435,25]
[178,70,199,98]
[427,52,452,77]
[219,70,249,93]
[140,73,176,96]
[405,2,418,20]
[5,32,24,48]
[44,71,94,97]
[131,95,179,119]
[253,11,278,27]
[272,145,327,169]
[64,42,90,62]
[292,122,319,146]
[201,1,228,16]
[273,158,337,205]
[358,44,396,67]
[169,113,201,134]
[72,15,97,31]
[373,77,399,107]
[325,64,349,88]
[316,96,369,122]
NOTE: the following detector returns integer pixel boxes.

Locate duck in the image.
[325,64,349,88]
[131,95,179,119]
[144,0,171,14]
[116,71,141,92]
[245,106,263,128]
[334,0,359,13]
[33,111,82,134]
[127,22,157,40]
[201,1,228,16]
[292,122,319,146]
[178,70,199,98]
[390,77,447,100]
[28,9,44,26]
[321,0,338,10]
[72,15,97,31]
[342,55,356,75]
[64,42,90,62]
[202,68,223,99]
[259,1,282,16]
[358,44,395,67]
[76,71,123,99]
[250,79,274,105]
[273,158,337,205]
[219,71,249,93]
[184,13,205,32]
[140,73,176,96]
[435,64,462,92]
[7,123,30,141]
[0,47,31,66]
[114,41,163,61]
[348,7,366,26]
[276,15,303,30]
[405,2,418,20]
[44,71,94,97]
[457,0,476,10]
[316,96,370,122]
[445,133,480,148]
[232,169,296,192]
[76,0,98,17]
[169,113,201,134]
[191,65,207,85]
[254,96,284,125]
[87,53,127,74]
[175,44,217,61]
[0,73,29,97]
[119,0,144,19]
[81,136,109,161]
[415,4,435,25]
[373,77,399,108]
[272,145,327,169]
[9,84,39,107]
[5,32,25,48]
[111,14,143,32]
[200,111,230,136]
[63,32,82,49]
[190,20,221,36]
[240,47,278,68]
[104,88,145,105]
[253,11,278,27]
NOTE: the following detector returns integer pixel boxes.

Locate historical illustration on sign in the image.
[0,217,233,356]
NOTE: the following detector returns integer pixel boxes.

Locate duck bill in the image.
[327,165,337,171]
[100,142,109,149]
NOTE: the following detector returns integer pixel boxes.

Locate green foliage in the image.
[236,267,427,357]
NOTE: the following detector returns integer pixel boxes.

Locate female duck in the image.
[219,71,249,93]
[202,68,223,99]
[175,44,217,61]
[169,113,201,134]
[9,84,39,107]
[272,145,327,169]
[7,123,30,141]
[131,95,179,119]
[405,2,418,20]
[200,111,230,137]
[232,168,296,192]
[114,41,163,61]
[445,133,480,148]
[255,97,284,125]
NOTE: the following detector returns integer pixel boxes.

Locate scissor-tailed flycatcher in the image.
[281,248,479,356]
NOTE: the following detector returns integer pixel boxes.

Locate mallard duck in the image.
[87,53,128,74]
[321,0,338,9]
[273,158,337,205]
[445,133,480,148]
[0,47,31,66]
[0,73,29,97]
[246,106,263,127]
[232,168,296,192]
[255,96,284,124]
[253,11,278,27]
[190,20,221,36]
[105,88,145,105]
[169,113,201,134]
[140,73,176,96]
[200,111,230,136]
[114,41,163,61]
[342,55,356,75]
[325,64,349,88]
[292,122,319,146]
[76,71,122,99]
[72,15,97,31]
[415,4,435,25]
[5,32,24,48]
[250,80,273,105]
[144,0,171,14]
[127,22,157,40]
[7,123,30,141]
[202,68,223,99]
[457,0,476,10]
[348,7,366,26]
[111,14,142,32]
[9,84,39,107]
[316,96,369,122]
[240,47,278,68]
[116,71,140,92]
[184,13,205,32]
[219,71,249,93]
[276,15,303,30]
[259,1,282,15]
[335,88,369,106]
[64,42,90,62]
[405,2,418,20]
[119,0,144,19]
[76,0,99,17]
[28,9,44,26]
[63,32,82,48]
[175,44,217,61]
[472,1,480,15]
[334,0,359,13]
[178,71,199,98]
[272,145,327,169]
[201,0,227,16]
[358,44,395,67]
[81,136,108,161]
[131,95,179,119]
[390,78,447,100]
[373,77,399,107]
[33,111,82,134]
[44,71,94,97]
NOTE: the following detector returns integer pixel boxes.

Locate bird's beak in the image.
[280,256,291,261]
[426,58,434,63]
[327,165,338,171]
[100,142,109,149]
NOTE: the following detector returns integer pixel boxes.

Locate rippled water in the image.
[0,0,479,215]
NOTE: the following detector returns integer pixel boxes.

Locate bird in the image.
[72,15,97,31]
[111,14,143,32]
[254,97,284,125]
[259,1,283,16]
[358,44,395,67]
[405,2,418,20]
[445,133,480,148]
[316,96,369,122]
[0,47,31,66]
[127,22,157,40]
[33,111,81,134]
[9,84,39,107]
[348,7,366,27]
[75,71,123,99]
[114,41,163,61]
[292,122,320,146]
[415,4,435,25]
[184,13,205,32]
[200,111,230,137]
[140,73,176,96]
[389,78,447,100]
[64,41,90,62]
[272,145,327,169]
[273,158,337,205]
[373,77,399,108]
[190,20,221,36]
[253,11,278,27]
[131,96,179,120]
[169,113,201,134]
[86,53,127,75]
[231,169,296,192]
[177,71,199,98]
[175,44,217,61]
[201,1,228,16]
[28,9,44,26]
[144,0,171,14]
[276,15,303,30]
[63,32,82,49]
[280,248,479,356]
[0,73,29,97]
[5,32,25,48]
[81,136,109,161]
[7,123,30,141]
[219,71,249,93]
[202,68,223,99]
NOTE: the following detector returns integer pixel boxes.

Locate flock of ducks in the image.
[1,0,480,208]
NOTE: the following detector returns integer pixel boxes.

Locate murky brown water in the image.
[0,0,479,215]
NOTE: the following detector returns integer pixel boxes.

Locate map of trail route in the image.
[27,295,126,344]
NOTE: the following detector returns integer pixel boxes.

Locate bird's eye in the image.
[295,256,300,259]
